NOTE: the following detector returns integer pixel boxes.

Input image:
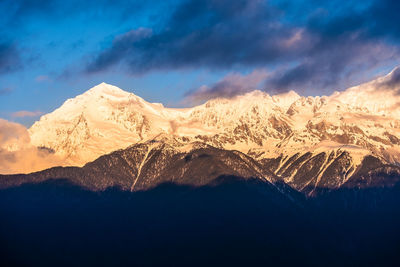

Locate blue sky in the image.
[1,0,399,126]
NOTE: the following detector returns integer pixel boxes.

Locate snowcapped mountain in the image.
[29,68,400,172]
[2,138,399,197]
[1,69,400,196]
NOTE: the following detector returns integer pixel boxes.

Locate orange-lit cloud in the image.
[11,110,43,118]
[0,119,63,174]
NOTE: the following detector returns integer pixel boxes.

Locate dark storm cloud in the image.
[185,69,269,103]
[85,0,400,95]
[351,0,400,39]
[3,0,400,96]
[0,0,167,75]
[265,0,400,92]
[1,0,160,25]
[0,41,21,74]
[86,28,153,73]
[86,0,303,73]
[265,37,396,92]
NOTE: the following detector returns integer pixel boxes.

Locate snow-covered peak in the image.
[25,67,400,172]
[271,90,301,110]
[85,82,131,97]
[329,67,400,116]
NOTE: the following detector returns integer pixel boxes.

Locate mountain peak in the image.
[26,68,400,172]
[279,90,300,99]
[84,82,132,98]
[272,90,301,110]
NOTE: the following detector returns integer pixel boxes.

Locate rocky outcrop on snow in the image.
[28,68,400,170]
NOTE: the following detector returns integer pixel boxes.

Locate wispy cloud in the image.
[185,69,269,103]
[11,110,43,118]
[0,87,13,95]
[35,75,50,82]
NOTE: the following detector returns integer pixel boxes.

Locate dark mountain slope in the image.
[0,142,274,192]
[2,141,400,199]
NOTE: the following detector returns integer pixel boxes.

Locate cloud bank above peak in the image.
[1,0,400,115]
[185,69,270,103]
[84,0,400,94]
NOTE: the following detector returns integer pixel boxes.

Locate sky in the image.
[0,0,400,126]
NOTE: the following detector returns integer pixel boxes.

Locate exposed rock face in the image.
[0,141,270,191]
[27,67,400,170]
[1,140,399,197]
[2,68,400,197]
[261,149,400,196]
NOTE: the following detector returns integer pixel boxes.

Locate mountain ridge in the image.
[26,68,400,172]
[2,138,400,197]
[1,68,395,195]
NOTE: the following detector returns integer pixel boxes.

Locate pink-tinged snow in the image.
[1,68,399,174]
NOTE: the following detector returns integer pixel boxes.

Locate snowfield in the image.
[28,68,400,171]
